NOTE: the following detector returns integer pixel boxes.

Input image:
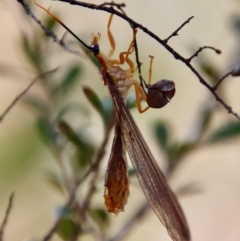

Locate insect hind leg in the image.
[107,13,116,58]
[110,29,137,72]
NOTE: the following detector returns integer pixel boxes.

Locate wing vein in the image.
[106,73,191,241]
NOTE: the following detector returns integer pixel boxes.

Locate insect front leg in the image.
[110,32,137,73]
[107,15,137,73]
[107,13,116,58]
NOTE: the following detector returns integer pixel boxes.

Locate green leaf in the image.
[199,61,220,85]
[198,105,213,136]
[128,167,136,177]
[44,171,65,195]
[89,207,109,229]
[101,97,114,126]
[20,34,41,69]
[126,91,137,109]
[83,86,112,129]
[23,96,47,114]
[43,14,58,32]
[54,65,82,97]
[57,218,79,241]
[37,117,54,146]
[175,182,202,197]
[58,120,95,169]
[166,142,196,168]
[231,15,240,34]
[153,121,169,149]
[81,47,101,70]
[55,102,89,121]
[207,121,240,143]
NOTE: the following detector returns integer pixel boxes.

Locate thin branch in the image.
[42,190,76,241]
[97,2,125,9]
[75,116,115,187]
[0,193,14,241]
[49,0,240,120]
[213,70,234,90]
[186,46,221,63]
[42,115,115,241]
[17,0,57,39]
[0,68,57,123]
[133,37,146,91]
[81,116,115,210]
[59,31,87,58]
[163,16,194,43]
[16,0,240,119]
[17,0,85,57]
[106,202,149,241]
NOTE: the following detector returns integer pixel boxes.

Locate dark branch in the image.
[186,46,221,63]
[133,36,146,91]
[17,0,58,39]
[97,2,126,9]
[42,113,114,241]
[213,70,234,90]
[106,202,149,241]
[17,0,240,120]
[17,0,85,57]
[52,0,240,119]
[0,193,14,241]
[0,69,57,123]
[163,16,194,43]
[42,190,76,241]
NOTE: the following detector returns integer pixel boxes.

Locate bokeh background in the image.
[1,0,240,241]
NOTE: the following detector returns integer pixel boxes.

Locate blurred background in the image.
[0,0,240,241]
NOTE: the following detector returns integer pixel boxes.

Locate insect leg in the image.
[148,55,154,85]
[133,82,150,113]
[110,29,137,72]
[107,14,116,58]
[132,55,157,113]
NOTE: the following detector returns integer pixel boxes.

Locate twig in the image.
[42,190,76,241]
[186,46,221,63]
[17,0,57,39]
[42,115,115,241]
[0,68,57,123]
[163,16,194,43]
[97,2,125,9]
[0,193,14,241]
[48,0,240,120]
[17,0,85,58]
[106,202,149,241]
[81,116,115,210]
[213,70,233,90]
[59,31,87,58]
[75,116,115,187]
[133,36,146,91]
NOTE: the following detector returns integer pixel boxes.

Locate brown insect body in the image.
[89,31,137,214]
[104,123,129,215]
[146,79,176,108]
[106,73,190,241]
[34,3,191,240]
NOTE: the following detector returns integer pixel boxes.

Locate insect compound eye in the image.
[146,79,176,108]
[90,44,100,55]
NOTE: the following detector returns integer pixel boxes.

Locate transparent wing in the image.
[106,73,191,241]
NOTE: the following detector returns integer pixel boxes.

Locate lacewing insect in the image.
[106,73,190,241]
[35,2,191,241]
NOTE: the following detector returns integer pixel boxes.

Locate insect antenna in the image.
[34,0,91,51]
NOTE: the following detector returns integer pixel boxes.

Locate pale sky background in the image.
[0,0,240,241]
